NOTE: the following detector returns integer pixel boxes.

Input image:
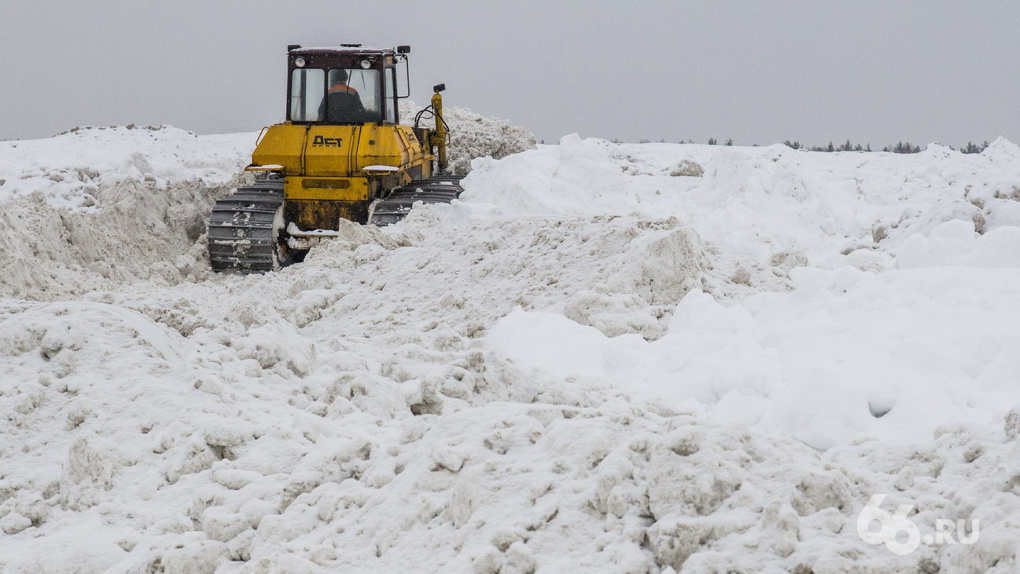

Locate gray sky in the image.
[2,1,1018,148]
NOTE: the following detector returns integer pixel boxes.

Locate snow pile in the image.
[0,177,240,300]
[3,126,1020,572]
[463,135,635,216]
[491,254,1020,450]
[0,127,253,300]
[400,101,537,175]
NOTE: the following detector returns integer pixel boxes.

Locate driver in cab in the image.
[323,69,366,123]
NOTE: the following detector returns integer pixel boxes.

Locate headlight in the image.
[360,59,371,69]
[295,57,306,68]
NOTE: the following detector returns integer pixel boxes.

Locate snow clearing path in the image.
[2,125,1020,573]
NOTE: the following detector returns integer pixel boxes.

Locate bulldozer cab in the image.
[287,45,399,126]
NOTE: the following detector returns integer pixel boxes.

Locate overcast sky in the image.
[2,1,1018,148]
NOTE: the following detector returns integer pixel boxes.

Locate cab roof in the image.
[289,44,393,56]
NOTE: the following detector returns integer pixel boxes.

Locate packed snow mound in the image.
[462,134,635,216]
[308,209,708,342]
[400,100,537,174]
[0,126,254,300]
[491,260,1020,450]
[0,176,245,300]
[3,127,1020,572]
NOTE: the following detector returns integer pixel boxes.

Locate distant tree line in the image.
[959,141,991,154]
[595,138,993,154]
[713,138,991,154]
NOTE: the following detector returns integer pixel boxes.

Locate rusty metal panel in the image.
[302,178,351,189]
[284,199,371,228]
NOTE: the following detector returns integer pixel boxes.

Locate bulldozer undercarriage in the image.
[208,174,464,273]
[367,175,465,226]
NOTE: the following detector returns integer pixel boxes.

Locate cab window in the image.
[324,68,382,124]
[289,67,384,124]
[384,69,397,124]
[289,68,325,122]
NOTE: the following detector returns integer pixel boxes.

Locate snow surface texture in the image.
[2,125,1020,572]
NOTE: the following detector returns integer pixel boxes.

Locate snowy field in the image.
[1,120,1020,573]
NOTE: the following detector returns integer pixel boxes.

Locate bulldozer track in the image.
[209,175,463,273]
[368,175,465,226]
[207,179,285,273]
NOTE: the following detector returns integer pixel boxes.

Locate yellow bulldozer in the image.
[208,43,463,272]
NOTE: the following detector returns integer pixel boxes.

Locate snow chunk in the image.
[60,432,120,511]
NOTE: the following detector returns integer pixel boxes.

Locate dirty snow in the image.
[2,121,1020,573]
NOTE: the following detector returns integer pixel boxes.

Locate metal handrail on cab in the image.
[254,126,270,148]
